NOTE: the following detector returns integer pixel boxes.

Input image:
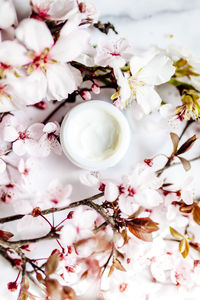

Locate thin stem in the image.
[156,120,193,177]
[0,192,104,224]
[43,92,76,124]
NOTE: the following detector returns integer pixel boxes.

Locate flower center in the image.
[27,48,57,74]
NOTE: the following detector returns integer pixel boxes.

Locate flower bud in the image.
[79,2,87,13]
[80,90,91,101]
[7,281,18,292]
[91,83,100,94]
[34,101,48,110]
[144,159,153,167]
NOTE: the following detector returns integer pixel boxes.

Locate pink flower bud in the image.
[144,159,153,167]
[34,101,48,110]
[91,83,100,94]
[7,281,18,292]
[79,2,87,13]
[80,90,91,101]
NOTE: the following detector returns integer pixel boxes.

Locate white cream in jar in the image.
[60,101,130,170]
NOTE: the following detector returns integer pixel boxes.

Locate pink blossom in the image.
[95,38,132,68]
[15,18,89,102]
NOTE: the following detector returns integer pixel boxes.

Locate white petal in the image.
[3,126,18,142]
[136,54,175,85]
[51,29,90,62]
[46,63,78,100]
[9,70,47,106]
[16,18,54,53]
[104,182,119,202]
[0,41,30,66]
[136,85,162,114]
[0,159,6,173]
[43,122,57,133]
[0,0,17,29]
[13,140,26,156]
[59,14,81,37]
[79,173,99,187]
[27,123,44,140]
[49,0,78,21]
[60,223,77,246]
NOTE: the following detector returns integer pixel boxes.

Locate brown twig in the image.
[0,192,104,224]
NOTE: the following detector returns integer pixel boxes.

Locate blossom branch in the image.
[0,192,104,224]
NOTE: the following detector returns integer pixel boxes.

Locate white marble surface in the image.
[1,1,200,299]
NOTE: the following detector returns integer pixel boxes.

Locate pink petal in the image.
[27,123,44,140]
[50,29,90,62]
[16,18,54,54]
[3,126,18,142]
[46,63,78,100]
[0,41,31,66]
[43,122,57,133]
[0,159,6,173]
[104,182,119,202]
[13,140,26,156]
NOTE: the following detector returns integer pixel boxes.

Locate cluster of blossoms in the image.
[0,1,200,300]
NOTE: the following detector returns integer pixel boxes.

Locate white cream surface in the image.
[66,108,121,161]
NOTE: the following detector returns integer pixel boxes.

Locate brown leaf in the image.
[0,230,14,241]
[108,265,115,277]
[176,135,197,155]
[169,226,183,240]
[46,279,62,300]
[113,257,126,272]
[177,156,191,171]
[179,203,193,213]
[170,132,179,154]
[193,203,200,225]
[45,251,60,276]
[127,218,159,242]
[62,286,76,299]
[179,238,189,258]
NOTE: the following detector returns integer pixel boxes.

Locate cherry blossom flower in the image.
[38,122,62,156]
[95,38,132,68]
[118,163,163,216]
[15,18,89,102]
[37,179,72,208]
[30,0,78,21]
[112,48,175,116]
[60,207,97,247]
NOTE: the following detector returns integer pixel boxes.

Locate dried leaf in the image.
[177,156,191,171]
[62,286,76,299]
[108,265,115,277]
[179,238,189,258]
[113,258,126,272]
[0,230,14,241]
[169,226,183,240]
[127,218,159,242]
[193,203,200,225]
[176,135,197,155]
[45,251,60,276]
[170,132,179,154]
[46,279,62,299]
[179,203,193,213]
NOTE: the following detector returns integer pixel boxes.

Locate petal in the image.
[104,182,119,202]
[49,0,78,21]
[3,126,18,142]
[0,41,30,66]
[27,123,44,140]
[0,0,17,29]
[60,223,77,246]
[79,173,99,187]
[9,70,47,106]
[46,63,78,100]
[59,14,81,37]
[50,29,90,62]
[13,140,26,156]
[16,18,54,53]
[136,85,162,114]
[136,54,175,85]
[43,122,57,133]
[0,159,6,173]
